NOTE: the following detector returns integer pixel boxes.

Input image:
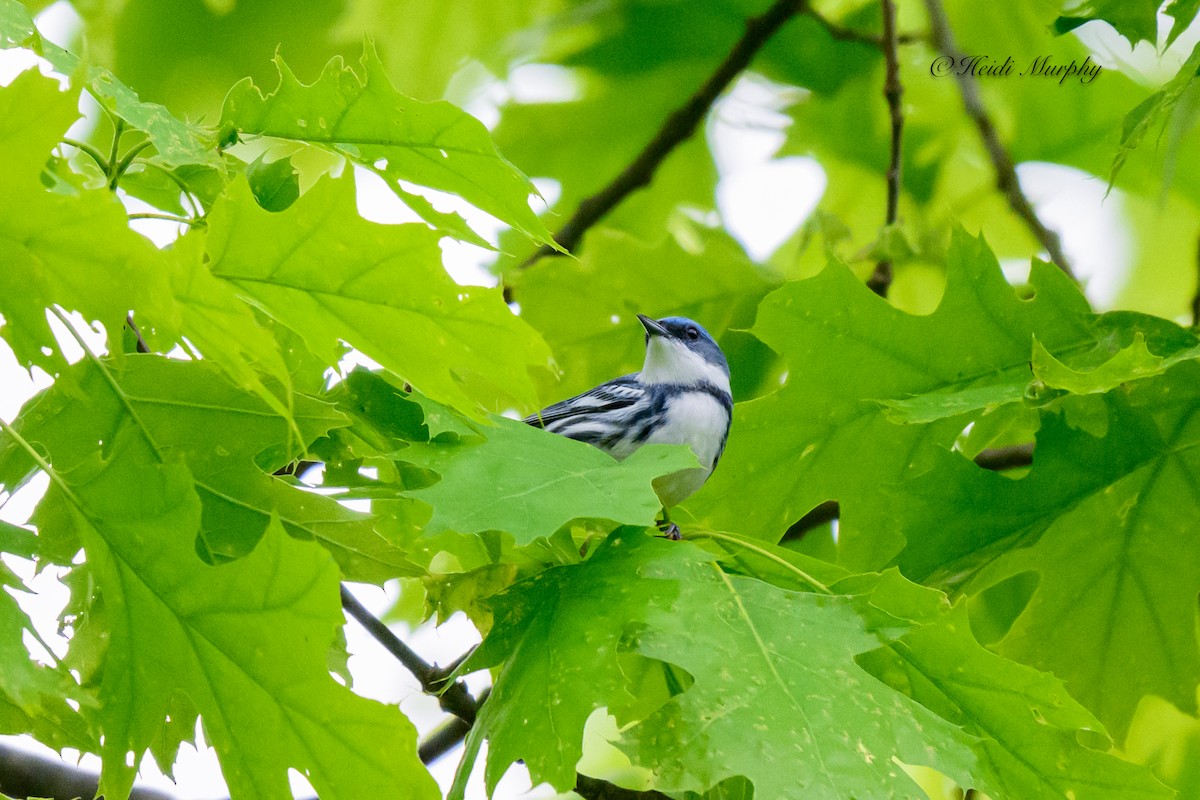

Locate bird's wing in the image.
[524,375,645,430]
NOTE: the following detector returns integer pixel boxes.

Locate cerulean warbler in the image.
[526,314,732,536]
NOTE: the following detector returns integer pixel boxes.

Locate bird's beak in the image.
[637,314,668,338]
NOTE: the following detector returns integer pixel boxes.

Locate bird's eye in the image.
[686,326,699,340]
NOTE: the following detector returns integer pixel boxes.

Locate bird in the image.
[525,314,732,538]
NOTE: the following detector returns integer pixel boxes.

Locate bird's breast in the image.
[645,390,731,469]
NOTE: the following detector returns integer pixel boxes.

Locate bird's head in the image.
[637,314,730,390]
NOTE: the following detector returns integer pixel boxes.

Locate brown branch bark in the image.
[867,0,904,297]
[520,0,807,267]
[340,585,478,724]
[0,744,175,800]
[922,0,1075,282]
[575,774,674,800]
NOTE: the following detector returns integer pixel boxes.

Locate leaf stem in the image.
[49,308,165,462]
[112,140,153,183]
[106,119,125,189]
[867,0,903,298]
[61,138,110,174]
[0,416,80,507]
[686,529,832,593]
[130,160,204,220]
[126,212,204,226]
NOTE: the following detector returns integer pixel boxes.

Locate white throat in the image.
[639,337,730,392]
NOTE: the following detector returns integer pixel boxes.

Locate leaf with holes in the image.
[220,43,557,247]
[204,175,552,417]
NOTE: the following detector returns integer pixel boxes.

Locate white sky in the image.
[0,3,1195,799]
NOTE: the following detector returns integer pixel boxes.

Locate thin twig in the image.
[575,774,673,800]
[130,160,205,220]
[417,689,489,765]
[113,141,153,182]
[60,137,110,173]
[339,585,478,724]
[126,211,204,226]
[106,119,125,190]
[868,0,904,297]
[520,0,806,266]
[804,4,924,47]
[0,744,175,800]
[126,313,150,354]
[922,0,1075,281]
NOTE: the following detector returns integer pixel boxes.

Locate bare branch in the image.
[575,774,674,799]
[868,0,904,297]
[521,0,807,266]
[922,0,1075,281]
[0,743,174,800]
[807,11,925,47]
[339,585,478,724]
[126,313,150,354]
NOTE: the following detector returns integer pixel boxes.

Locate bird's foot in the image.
[657,522,682,541]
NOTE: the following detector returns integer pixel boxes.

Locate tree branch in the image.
[520,0,807,266]
[806,10,925,47]
[339,585,478,724]
[867,0,904,297]
[575,774,674,800]
[0,744,174,800]
[921,0,1075,282]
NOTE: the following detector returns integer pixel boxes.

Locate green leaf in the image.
[620,562,977,800]
[53,431,437,800]
[1165,0,1200,46]
[1110,43,1200,190]
[456,533,705,794]
[1032,332,1193,394]
[1125,694,1200,797]
[687,230,1103,561]
[867,608,1173,800]
[332,0,556,101]
[0,356,417,583]
[205,175,553,417]
[516,228,780,400]
[0,0,220,170]
[400,415,698,543]
[897,363,1200,737]
[0,588,89,725]
[880,327,1199,425]
[988,371,1200,737]
[1054,0,1162,46]
[0,70,174,370]
[245,152,300,211]
[158,230,296,422]
[0,520,38,560]
[219,43,557,247]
